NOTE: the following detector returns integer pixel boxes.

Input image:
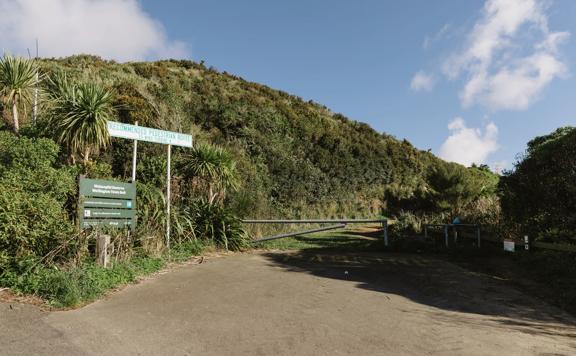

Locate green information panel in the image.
[80,178,136,199]
[79,178,136,230]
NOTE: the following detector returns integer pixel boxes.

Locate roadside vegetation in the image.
[0,53,574,309]
[499,127,576,244]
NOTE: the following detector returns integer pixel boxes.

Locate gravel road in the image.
[2,251,576,355]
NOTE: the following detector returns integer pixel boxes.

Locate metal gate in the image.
[243,219,389,246]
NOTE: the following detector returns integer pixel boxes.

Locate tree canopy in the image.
[500,126,576,243]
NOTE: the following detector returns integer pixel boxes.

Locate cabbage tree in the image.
[180,144,240,205]
[0,54,40,132]
[47,74,113,163]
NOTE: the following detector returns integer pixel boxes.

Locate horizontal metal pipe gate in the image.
[253,224,346,243]
[243,219,388,224]
[243,219,389,246]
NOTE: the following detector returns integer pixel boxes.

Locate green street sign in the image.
[80,179,136,199]
[107,121,193,147]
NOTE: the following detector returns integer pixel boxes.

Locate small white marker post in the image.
[131,122,138,182]
[166,144,172,249]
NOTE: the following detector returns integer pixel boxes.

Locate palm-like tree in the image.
[181,144,240,204]
[0,54,40,132]
[47,74,114,163]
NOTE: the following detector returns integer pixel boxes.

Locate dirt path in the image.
[2,251,576,355]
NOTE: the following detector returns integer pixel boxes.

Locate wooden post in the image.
[96,234,111,268]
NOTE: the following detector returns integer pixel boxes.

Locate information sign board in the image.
[79,178,136,230]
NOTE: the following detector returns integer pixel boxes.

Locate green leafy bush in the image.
[500,127,576,243]
[0,132,76,273]
[0,189,74,261]
[188,201,248,251]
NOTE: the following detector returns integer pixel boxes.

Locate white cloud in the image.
[0,0,188,62]
[410,71,435,92]
[423,23,450,50]
[491,160,509,174]
[444,0,569,111]
[439,117,499,166]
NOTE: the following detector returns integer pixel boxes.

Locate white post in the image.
[131,121,138,182]
[166,144,172,249]
[32,72,38,126]
[32,39,38,126]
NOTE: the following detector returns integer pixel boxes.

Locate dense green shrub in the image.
[386,163,499,233]
[188,201,248,251]
[500,127,576,243]
[0,132,76,273]
[0,132,76,199]
[0,189,74,260]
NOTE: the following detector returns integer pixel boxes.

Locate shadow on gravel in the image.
[263,245,576,337]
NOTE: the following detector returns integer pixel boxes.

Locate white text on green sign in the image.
[107,121,193,147]
[79,179,136,199]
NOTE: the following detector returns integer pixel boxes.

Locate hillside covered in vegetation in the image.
[30,55,498,224]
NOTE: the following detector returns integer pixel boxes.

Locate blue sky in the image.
[1,0,575,170]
